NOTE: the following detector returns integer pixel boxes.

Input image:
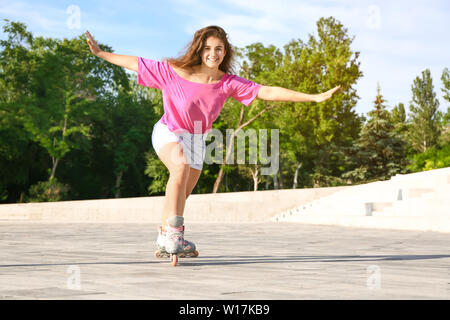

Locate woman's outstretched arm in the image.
[257,85,341,103]
[85,30,138,72]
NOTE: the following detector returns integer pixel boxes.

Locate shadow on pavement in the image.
[179,254,450,266]
[1,254,449,268]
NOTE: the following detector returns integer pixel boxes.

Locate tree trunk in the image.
[273,172,278,189]
[50,157,59,180]
[278,161,284,189]
[212,104,274,193]
[292,161,302,189]
[213,167,225,193]
[49,115,67,180]
[225,171,228,192]
[251,166,259,191]
[114,170,123,198]
[213,131,237,193]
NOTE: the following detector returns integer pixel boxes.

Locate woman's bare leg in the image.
[156,142,190,228]
[185,167,202,199]
[156,142,203,230]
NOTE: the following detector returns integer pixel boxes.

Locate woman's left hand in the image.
[314,85,341,103]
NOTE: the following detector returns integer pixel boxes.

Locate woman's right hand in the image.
[85,30,102,56]
[84,30,138,72]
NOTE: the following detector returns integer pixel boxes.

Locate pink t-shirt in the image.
[137,57,261,134]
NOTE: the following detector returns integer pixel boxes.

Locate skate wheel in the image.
[171,254,178,267]
[154,250,161,258]
[193,250,199,257]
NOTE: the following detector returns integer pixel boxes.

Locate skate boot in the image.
[154,216,198,266]
[156,226,197,257]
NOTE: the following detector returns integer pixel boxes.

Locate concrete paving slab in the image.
[0,222,449,300]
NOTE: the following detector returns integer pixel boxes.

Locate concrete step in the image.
[0,187,350,223]
[278,214,450,233]
[393,198,450,217]
[390,167,450,186]
[0,212,31,221]
[272,168,450,232]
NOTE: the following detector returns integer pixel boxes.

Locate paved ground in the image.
[0,222,449,300]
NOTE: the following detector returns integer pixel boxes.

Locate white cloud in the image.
[0,0,162,58]
[0,1,161,39]
[0,1,66,34]
[170,0,449,114]
[2,0,448,115]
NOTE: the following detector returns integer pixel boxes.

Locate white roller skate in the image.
[154,216,198,266]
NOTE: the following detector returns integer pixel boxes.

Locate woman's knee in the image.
[169,164,190,184]
[158,142,188,171]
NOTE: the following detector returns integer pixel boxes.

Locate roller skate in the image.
[154,216,199,266]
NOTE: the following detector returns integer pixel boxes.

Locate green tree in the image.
[438,69,450,146]
[272,16,363,187]
[0,20,42,202]
[212,44,282,193]
[110,89,154,198]
[0,20,134,202]
[145,153,169,195]
[408,69,440,152]
[391,103,407,131]
[390,102,413,153]
[81,75,157,199]
[407,143,450,172]
[437,108,450,146]
[212,17,363,192]
[343,84,408,182]
[441,68,450,103]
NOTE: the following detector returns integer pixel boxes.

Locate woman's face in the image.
[201,36,226,69]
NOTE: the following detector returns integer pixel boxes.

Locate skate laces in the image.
[165,225,184,243]
[159,225,194,252]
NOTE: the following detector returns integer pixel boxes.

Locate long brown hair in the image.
[165,26,236,74]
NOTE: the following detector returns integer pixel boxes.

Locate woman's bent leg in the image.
[156,142,190,228]
[185,167,202,199]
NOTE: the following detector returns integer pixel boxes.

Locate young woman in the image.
[85,26,340,263]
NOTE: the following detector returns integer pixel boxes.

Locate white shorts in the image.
[151,120,208,171]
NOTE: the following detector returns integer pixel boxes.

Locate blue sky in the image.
[1,0,449,116]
